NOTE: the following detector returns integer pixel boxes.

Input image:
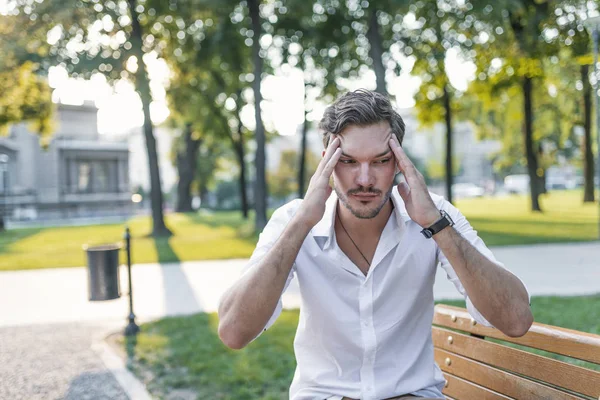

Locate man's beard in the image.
[334,184,393,219]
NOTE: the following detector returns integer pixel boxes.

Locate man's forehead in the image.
[336,129,393,158]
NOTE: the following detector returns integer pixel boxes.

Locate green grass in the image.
[455,189,600,245]
[0,189,598,270]
[119,295,600,400]
[0,211,258,271]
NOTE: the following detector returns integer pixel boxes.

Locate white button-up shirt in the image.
[242,188,525,400]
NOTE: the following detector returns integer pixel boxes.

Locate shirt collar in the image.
[312,187,412,250]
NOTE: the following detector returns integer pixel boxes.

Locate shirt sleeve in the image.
[435,201,531,327]
[240,200,300,340]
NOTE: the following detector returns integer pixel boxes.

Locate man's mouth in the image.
[351,193,379,201]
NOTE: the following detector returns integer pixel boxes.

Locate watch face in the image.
[441,210,454,226]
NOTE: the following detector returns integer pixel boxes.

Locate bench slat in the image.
[434,304,600,364]
[434,348,586,400]
[442,373,514,400]
[432,326,600,398]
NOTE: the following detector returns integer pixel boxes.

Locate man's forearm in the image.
[218,215,312,349]
[433,227,533,337]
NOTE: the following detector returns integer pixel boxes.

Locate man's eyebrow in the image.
[341,150,392,159]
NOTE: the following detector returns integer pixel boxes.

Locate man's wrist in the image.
[290,213,318,235]
[420,210,443,229]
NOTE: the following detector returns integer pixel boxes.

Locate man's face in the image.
[330,121,397,219]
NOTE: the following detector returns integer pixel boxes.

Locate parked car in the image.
[452,183,485,199]
[504,174,530,194]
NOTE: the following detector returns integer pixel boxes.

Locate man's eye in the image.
[340,159,355,164]
[375,158,391,164]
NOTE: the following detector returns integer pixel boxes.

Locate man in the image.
[218,89,533,400]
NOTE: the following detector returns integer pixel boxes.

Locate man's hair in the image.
[318,89,406,148]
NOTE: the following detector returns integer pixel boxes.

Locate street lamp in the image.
[583,16,600,240]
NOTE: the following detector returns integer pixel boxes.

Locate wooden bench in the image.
[432,304,600,400]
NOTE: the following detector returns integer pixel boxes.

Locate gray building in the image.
[0,101,131,221]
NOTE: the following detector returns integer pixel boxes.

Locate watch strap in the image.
[420,210,453,238]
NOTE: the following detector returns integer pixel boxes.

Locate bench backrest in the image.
[432,304,600,400]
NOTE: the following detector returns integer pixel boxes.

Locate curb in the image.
[92,338,153,400]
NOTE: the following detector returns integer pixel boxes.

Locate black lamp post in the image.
[124,226,139,336]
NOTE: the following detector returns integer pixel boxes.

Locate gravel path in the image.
[0,322,128,400]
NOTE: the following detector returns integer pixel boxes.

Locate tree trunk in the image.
[298,82,309,198]
[248,0,267,232]
[235,141,249,219]
[176,123,199,212]
[199,183,208,208]
[234,90,249,219]
[522,76,542,212]
[128,0,171,236]
[443,84,453,204]
[234,119,249,220]
[367,9,386,95]
[581,64,595,202]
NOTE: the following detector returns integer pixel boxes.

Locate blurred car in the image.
[452,183,485,199]
[504,174,530,194]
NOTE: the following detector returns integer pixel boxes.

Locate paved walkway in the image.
[1,241,598,328]
[0,322,128,400]
[0,241,598,399]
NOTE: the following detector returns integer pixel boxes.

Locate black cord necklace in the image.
[336,205,371,267]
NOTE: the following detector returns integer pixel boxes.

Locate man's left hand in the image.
[389,136,441,228]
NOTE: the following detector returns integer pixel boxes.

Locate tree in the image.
[11,0,172,235]
[127,0,172,235]
[409,0,472,204]
[151,1,254,218]
[554,4,595,202]
[0,13,55,230]
[248,0,268,232]
[469,0,561,211]
[174,123,201,212]
[0,62,53,138]
[0,12,54,137]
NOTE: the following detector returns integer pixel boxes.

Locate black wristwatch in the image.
[420,210,454,239]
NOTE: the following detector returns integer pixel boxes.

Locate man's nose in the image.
[355,163,374,187]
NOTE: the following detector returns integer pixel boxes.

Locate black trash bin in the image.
[85,244,122,301]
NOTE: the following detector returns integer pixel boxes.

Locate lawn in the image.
[454,189,600,245]
[0,189,598,270]
[117,295,600,400]
[0,211,258,271]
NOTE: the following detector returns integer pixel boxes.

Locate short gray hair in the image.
[318,89,406,148]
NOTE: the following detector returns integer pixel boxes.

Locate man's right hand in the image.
[298,136,342,228]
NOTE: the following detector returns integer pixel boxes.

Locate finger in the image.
[397,180,410,197]
[316,136,340,175]
[389,138,419,181]
[320,147,342,178]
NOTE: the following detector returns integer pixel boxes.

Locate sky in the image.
[49,48,476,137]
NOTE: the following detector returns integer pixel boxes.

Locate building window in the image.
[78,162,91,192]
[0,154,9,194]
[95,161,110,192]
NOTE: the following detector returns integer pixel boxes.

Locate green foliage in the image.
[268,149,319,200]
[409,0,468,127]
[0,13,55,137]
[425,156,462,182]
[0,62,54,137]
